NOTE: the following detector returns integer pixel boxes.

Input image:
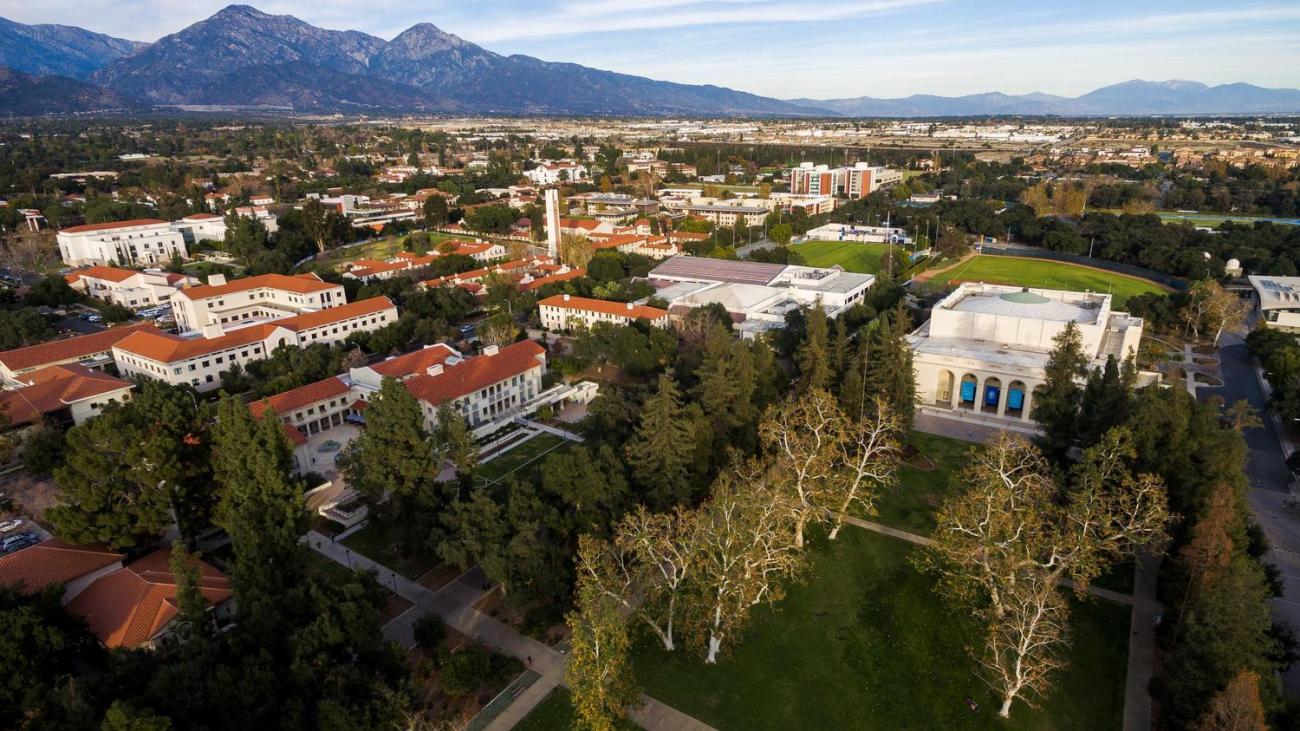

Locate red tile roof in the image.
[403,340,544,406]
[64,266,140,284]
[66,548,231,648]
[0,538,124,594]
[538,295,668,320]
[0,323,159,374]
[249,376,350,418]
[181,213,221,221]
[518,268,587,292]
[114,297,395,363]
[176,273,338,301]
[370,343,459,379]
[0,364,133,426]
[60,219,169,234]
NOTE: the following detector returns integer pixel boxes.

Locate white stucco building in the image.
[170,213,227,244]
[56,219,188,267]
[65,266,191,309]
[908,283,1149,424]
[1247,275,1300,332]
[525,161,589,185]
[170,273,346,334]
[538,294,670,330]
[113,296,397,392]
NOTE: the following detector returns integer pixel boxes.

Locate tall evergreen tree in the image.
[796,306,831,393]
[1033,321,1089,460]
[341,377,438,503]
[695,326,758,453]
[626,370,699,509]
[863,305,916,430]
[1078,355,1130,447]
[211,397,307,643]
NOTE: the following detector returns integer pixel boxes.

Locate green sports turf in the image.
[936,255,1165,307]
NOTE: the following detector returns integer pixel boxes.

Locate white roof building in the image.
[908,283,1152,426]
[1248,275,1300,331]
[648,256,875,338]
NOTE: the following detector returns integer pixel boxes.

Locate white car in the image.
[0,518,22,534]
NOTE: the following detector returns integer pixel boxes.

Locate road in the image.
[1206,331,1292,491]
[1209,330,1300,693]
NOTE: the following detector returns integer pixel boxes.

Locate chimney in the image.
[207,273,227,286]
[427,364,444,376]
[562,293,571,302]
[201,322,224,339]
[483,345,500,356]
[626,302,634,310]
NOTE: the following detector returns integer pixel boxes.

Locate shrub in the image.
[413,614,447,652]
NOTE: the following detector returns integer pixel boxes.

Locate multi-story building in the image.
[251,340,549,472]
[170,273,346,334]
[788,162,903,199]
[525,160,589,185]
[908,283,1153,425]
[538,294,670,331]
[683,203,769,228]
[0,323,160,383]
[1248,276,1300,332]
[170,213,226,244]
[113,297,398,391]
[65,266,191,309]
[0,363,134,427]
[56,219,188,267]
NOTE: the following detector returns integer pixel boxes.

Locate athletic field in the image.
[789,240,910,275]
[934,255,1167,307]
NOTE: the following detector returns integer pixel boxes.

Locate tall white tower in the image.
[544,188,561,261]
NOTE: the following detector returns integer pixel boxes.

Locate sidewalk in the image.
[305,532,716,731]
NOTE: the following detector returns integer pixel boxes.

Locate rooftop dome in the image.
[999,290,1051,305]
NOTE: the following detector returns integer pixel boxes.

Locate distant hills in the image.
[787,80,1300,117]
[2,6,1300,117]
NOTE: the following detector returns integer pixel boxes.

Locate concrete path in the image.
[1121,551,1163,731]
[512,416,585,443]
[914,408,1040,445]
[305,532,714,731]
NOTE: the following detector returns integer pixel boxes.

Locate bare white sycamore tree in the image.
[759,388,845,548]
[922,429,1170,717]
[580,505,703,652]
[976,572,1070,718]
[694,467,802,664]
[828,396,905,540]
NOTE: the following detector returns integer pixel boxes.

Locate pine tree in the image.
[626,371,697,509]
[695,326,757,452]
[48,404,172,550]
[1033,321,1089,459]
[796,307,831,393]
[1079,356,1129,447]
[863,305,916,430]
[341,377,438,503]
[211,397,308,642]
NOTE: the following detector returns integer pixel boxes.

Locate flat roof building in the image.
[56,219,188,267]
[789,162,902,200]
[648,255,874,338]
[909,283,1152,425]
[1248,275,1300,332]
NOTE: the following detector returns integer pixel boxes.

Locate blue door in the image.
[960,381,977,403]
[1007,387,1025,411]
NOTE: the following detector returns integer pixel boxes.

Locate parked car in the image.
[0,532,38,555]
[0,518,23,534]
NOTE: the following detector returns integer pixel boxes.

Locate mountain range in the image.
[2,5,1300,118]
[787,80,1300,117]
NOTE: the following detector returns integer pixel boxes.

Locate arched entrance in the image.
[936,370,954,406]
[1006,380,1027,418]
[981,377,1002,414]
[958,374,978,410]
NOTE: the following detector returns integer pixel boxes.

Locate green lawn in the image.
[789,240,909,275]
[935,255,1166,307]
[632,528,1129,730]
[340,514,439,579]
[874,432,973,536]
[515,688,638,731]
[475,432,573,484]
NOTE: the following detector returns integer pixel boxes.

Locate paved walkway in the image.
[1122,551,1163,731]
[914,408,1041,445]
[512,416,585,443]
[305,532,714,731]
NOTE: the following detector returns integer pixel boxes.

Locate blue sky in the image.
[4,0,1300,99]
